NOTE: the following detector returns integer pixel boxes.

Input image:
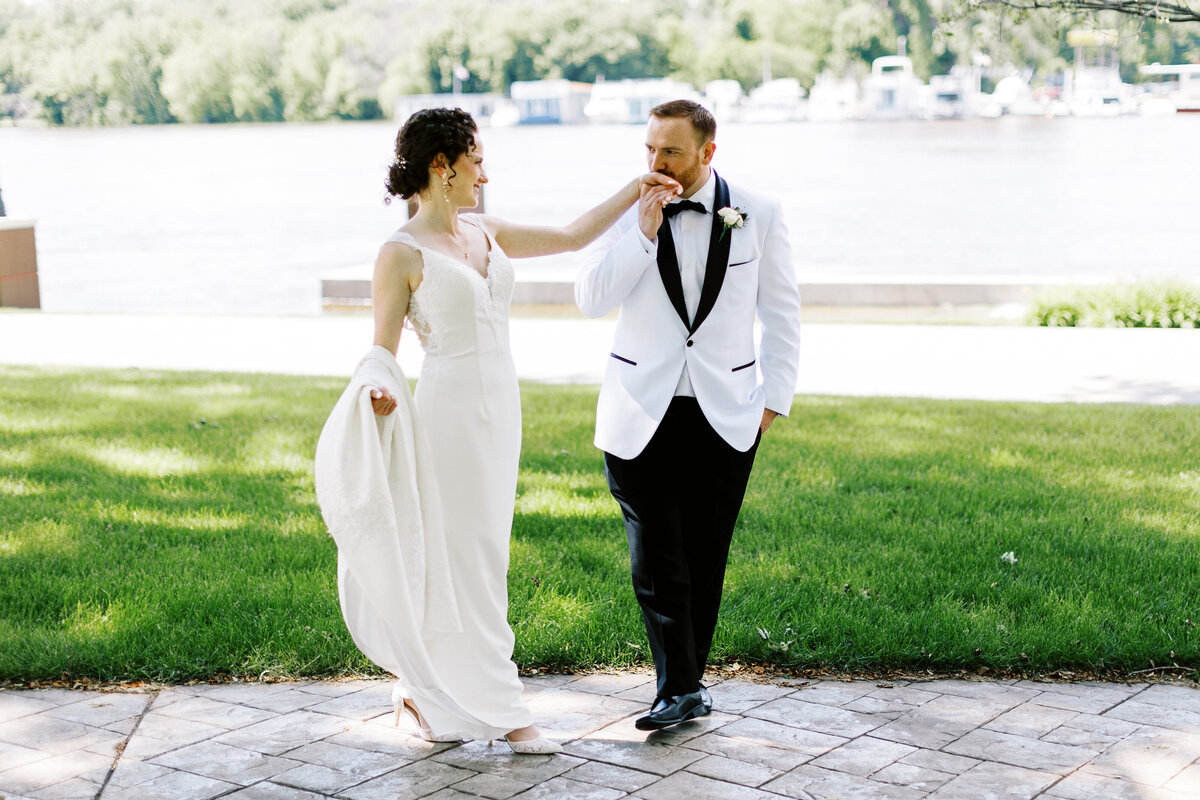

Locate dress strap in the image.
[385,230,423,253]
[459,214,495,249]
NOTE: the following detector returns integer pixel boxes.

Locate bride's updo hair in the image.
[385,108,478,202]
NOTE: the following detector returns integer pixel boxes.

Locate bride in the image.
[326,108,678,754]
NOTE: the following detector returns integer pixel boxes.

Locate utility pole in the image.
[452,63,469,95]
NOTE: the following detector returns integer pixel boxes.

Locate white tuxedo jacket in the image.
[576,172,802,459]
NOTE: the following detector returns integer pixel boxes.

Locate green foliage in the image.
[160,34,236,124]
[1135,18,1200,80]
[2,0,397,125]
[0,0,1196,125]
[1030,282,1200,328]
[540,4,675,84]
[1,368,1198,681]
[415,8,500,96]
[962,0,1200,25]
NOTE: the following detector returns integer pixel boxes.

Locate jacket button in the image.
[686,340,694,347]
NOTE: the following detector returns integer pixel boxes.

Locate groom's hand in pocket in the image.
[370,387,397,416]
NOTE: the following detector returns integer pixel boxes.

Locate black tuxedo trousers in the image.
[604,397,760,702]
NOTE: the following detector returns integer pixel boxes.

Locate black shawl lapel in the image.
[655,214,690,329]
[690,172,731,334]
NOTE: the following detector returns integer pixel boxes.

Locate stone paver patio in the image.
[2,673,1197,800]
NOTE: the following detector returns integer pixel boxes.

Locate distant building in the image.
[703,80,745,121]
[393,93,516,126]
[509,80,592,124]
[808,71,861,122]
[582,78,699,124]
[744,78,807,122]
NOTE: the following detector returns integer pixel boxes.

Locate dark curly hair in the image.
[385,108,478,203]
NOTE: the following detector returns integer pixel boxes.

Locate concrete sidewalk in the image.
[1,311,1199,404]
[3,672,1199,800]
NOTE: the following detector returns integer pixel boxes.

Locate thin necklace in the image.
[441,228,470,261]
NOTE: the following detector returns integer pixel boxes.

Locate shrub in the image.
[1029,281,1200,328]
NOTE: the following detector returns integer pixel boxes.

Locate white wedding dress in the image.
[378,214,531,739]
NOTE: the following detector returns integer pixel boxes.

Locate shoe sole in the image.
[634,703,707,731]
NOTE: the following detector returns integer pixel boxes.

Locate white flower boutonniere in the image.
[717,206,748,241]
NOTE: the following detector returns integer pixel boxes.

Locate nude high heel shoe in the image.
[390,684,462,743]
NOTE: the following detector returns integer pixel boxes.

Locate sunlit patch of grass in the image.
[62,599,123,636]
[6,518,79,555]
[987,447,1028,468]
[170,381,255,398]
[239,427,320,472]
[515,471,613,518]
[85,443,207,476]
[1,366,1198,682]
[0,475,43,496]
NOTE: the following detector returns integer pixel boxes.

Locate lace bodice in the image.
[385,215,515,358]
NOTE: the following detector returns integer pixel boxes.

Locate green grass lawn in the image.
[1,365,1198,683]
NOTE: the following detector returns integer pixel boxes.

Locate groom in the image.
[576,100,802,730]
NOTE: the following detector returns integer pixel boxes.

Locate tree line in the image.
[0,0,1195,126]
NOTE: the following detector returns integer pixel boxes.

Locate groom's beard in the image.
[656,165,703,197]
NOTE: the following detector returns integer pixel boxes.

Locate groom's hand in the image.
[638,180,679,241]
[760,408,778,434]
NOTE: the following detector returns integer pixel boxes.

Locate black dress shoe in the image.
[635,691,706,731]
[699,685,712,713]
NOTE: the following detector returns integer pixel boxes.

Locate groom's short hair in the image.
[650,100,716,144]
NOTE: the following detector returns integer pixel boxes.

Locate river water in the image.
[1,115,1197,314]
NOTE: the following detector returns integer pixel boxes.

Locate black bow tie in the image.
[663,199,706,219]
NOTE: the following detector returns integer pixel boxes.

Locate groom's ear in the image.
[701,141,716,166]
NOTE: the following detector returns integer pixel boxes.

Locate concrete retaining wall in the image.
[321,263,1059,309]
[0,219,40,309]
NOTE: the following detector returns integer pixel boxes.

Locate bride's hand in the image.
[637,180,681,240]
[640,172,681,196]
[369,387,397,416]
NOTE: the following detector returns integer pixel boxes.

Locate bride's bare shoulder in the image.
[376,237,424,291]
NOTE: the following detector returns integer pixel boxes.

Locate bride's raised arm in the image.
[483,173,679,259]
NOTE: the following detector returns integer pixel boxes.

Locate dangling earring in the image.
[442,177,450,203]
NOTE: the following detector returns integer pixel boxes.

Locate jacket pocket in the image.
[728,258,758,268]
[731,359,756,373]
[610,353,637,366]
